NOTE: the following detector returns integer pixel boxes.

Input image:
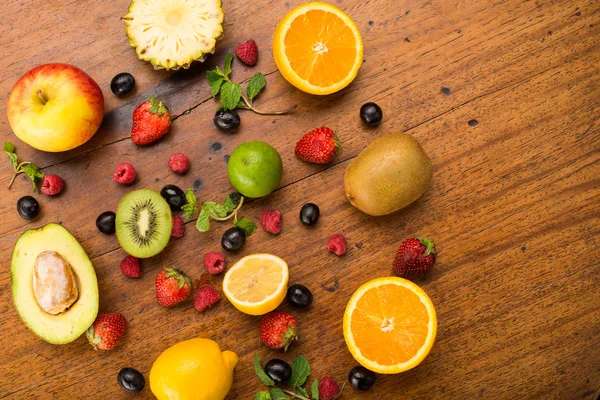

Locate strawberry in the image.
[155,267,192,307]
[86,313,126,351]
[294,127,339,164]
[236,39,258,66]
[131,97,171,145]
[392,236,437,278]
[259,311,298,351]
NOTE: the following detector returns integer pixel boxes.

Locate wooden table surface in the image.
[1,0,599,398]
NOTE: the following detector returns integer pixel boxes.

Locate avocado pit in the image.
[33,251,79,315]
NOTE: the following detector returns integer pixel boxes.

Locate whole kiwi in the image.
[344,133,432,216]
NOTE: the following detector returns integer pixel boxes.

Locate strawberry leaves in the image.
[4,142,44,191]
[206,54,296,115]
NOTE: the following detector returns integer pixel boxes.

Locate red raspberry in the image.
[168,153,189,174]
[259,209,282,234]
[40,174,64,196]
[318,376,341,400]
[203,252,225,274]
[327,234,347,256]
[194,285,221,312]
[171,216,185,238]
[236,39,258,66]
[113,163,136,185]
[120,255,141,278]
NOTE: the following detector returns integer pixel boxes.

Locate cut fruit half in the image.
[116,189,172,258]
[123,0,224,70]
[222,254,288,316]
[273,2,364,95]
[343,277,437,374]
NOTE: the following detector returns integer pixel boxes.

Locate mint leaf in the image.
[254,353,275,386]
[3,142,17,168]
[235,218,257,236]
[206,70,225,97]
[254,391,271,400]
[223,194,236,211]
[21,163,44,191]
[4,142,15,153]
[247,73,266,101]
[311,379,319,400]
[289,355,310,388]
[269,388,289,400]
[220,81,242,111]
[296,387,309,397]
[202,201,230,218]
[196,209,211,232]
[236,99,248,109]
[182,204,197,220]
[224,54,234,76]
[216,66,225,77]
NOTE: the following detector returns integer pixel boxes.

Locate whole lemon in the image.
[149,338,238,400]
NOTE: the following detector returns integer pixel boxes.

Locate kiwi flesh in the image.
[116,189,172,258]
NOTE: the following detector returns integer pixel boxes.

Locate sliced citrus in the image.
[343,277,437,374]
[222,254,288,316]
[273,2,363,95]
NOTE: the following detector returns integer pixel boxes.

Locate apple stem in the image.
[36,90,48,105]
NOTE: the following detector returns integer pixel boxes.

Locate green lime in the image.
[227,141,283,198]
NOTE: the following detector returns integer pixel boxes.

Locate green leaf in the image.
[206,70,225,97]
[223,194,236,211]
[236,99,249,109]
[235,218,257,236]
[4,142,15,153]
[196,209,211,232]
[269,388,290,400]
[220,81,242,111]
[185,188,197,205]
[216,66,225,77]
[289,355,311,388]
[182,204,196,220]
[254,353,275,386]
[21,163,44,191]
[296,387,309,397]
[311,379,319,400]
[202,201,229,218]
[254,391,271,400]
[5,151,17,168]
[223,54,234,76]
[247,73,267,101]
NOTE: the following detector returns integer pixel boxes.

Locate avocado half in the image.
[11,223,99,344]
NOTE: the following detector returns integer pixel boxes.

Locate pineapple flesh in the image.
[123,0,224,70]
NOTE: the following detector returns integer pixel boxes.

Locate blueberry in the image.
[160,185,186,210]
[221,227,246,251]
[117,367,145,393]
[348,366,377,390]
[110,73,136,96]
[299,203,320,226]
[17,196,40,220]
[360,102,383,126]
[264,359,292,384]
[214,110,241,131]
[287,284,313,308]
[96,211,116,234]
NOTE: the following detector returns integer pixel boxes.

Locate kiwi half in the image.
[116,189,172,258]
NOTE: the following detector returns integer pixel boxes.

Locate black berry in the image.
[117,367,145,393]
[221,227,246,251]
[264,359,292,384]
[300,203,320,226]
[287,284,313,308]
[160,185,186,210]
[360,102,383,126]
[349,366,376,390]
[17,196,40,220]
[110,73,136,96]
[214,110,241,131]
[96,211,116,234]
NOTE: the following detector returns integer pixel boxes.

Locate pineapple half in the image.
[123,0,224,70]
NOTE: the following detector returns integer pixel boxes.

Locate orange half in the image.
[273,2,363,95]
[343,277,437,374]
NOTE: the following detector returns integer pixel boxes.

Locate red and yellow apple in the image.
[7,64,104,152]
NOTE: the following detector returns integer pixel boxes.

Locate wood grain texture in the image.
[1,0,599,398]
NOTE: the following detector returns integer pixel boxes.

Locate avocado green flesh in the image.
[344,133,433,216]
[11,223,98,344]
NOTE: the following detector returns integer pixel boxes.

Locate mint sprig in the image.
[4,142,44,191]
[206,54,296,115]
[184,191,257,236]
[253,354,342,400]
